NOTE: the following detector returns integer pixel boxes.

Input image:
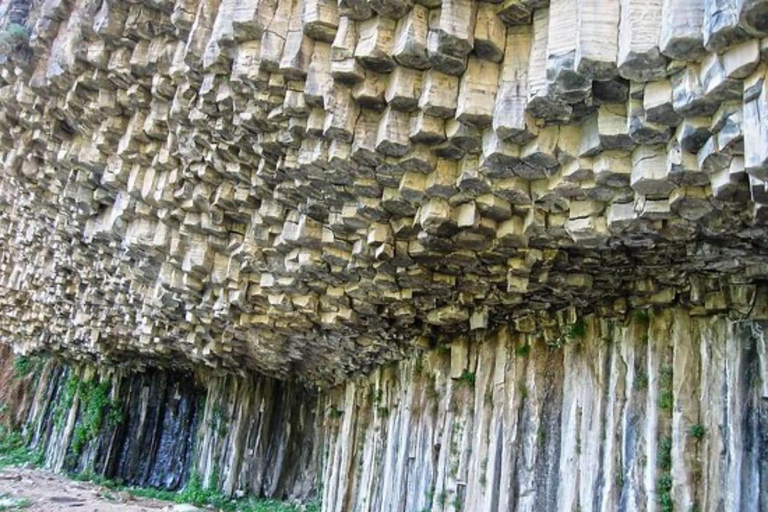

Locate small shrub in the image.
[454,370,475,389]
[688,424,706,441]
[657,436,672,471]
[71,379,113,455]
[0,23,29,56]
[12,357,31,377]
[568,319,586,338]
[515,344,531,358]
[366,388,383,405]
[657,475,673,512]
[0,427,43,468]
[437,491,447,507]
[633,310,650,323]
[634,371,649,391]
[658,391,674,411]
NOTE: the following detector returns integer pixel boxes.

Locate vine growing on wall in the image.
[53,373,124,456]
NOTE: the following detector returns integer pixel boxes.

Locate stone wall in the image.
[318,309,768,512]
[2,307,767,510]
[2,355,318,501]
[1,0,768,388]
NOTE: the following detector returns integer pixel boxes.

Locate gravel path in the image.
[0,467,193,512]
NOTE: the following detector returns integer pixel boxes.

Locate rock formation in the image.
[0,0,766,510]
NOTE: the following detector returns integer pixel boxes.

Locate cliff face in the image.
[3,309,767,511]
[1,0,768,387]
[0,353,318,501]
[318,310,768,512]
[1,0,768,510]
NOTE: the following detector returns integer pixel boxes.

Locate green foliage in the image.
[615,467,625,488]
[658,364,674,411]
[656,421,674,512]
[12,357,31,378]
[0,427,43,469]
[451,495,462,512]
[52,374,122,456]
[633,309,651,323]
[657,474,673,512]
[548,319,586,349]
[54,374,80,428]
[515,344,531,358]
[454,369,475,388]
[658,391,673,410]
[0,495,31,511]
[71,469,317,512]
[106,407,124,428]
[209,403,228,436]
[11,355,45,379]
[657,436,672,471]
[71,379,113,455]
[634,371,649,391]
[366,388,383,405]
[328,406,343,419]
[0,23,29,57]
[436,491,447,507]
[568,319,586,338]
[688,424,706,441]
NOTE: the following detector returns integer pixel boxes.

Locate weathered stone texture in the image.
[3,355,318,501]
[320,310,768,512]
[0,0,767,386]
[3,307,768,511]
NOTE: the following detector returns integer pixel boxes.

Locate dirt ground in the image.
[0,466,197,512]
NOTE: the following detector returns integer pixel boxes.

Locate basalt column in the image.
[0,355,318,501]
[318,310,768,512]
[1,0,768,511]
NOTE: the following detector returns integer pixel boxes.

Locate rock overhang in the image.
[0,0,767,385]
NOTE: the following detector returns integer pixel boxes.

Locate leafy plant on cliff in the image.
[453,369,476,389]
[547,318,586,349]
[515,343,531,357]
[54,374,80,428]
[0,23,29,57]
[327,406,343,420]
[12,357,31,378]
[657,436,672,471]
[0,427,43,469]
[658,364,674,411]
[633,309,651,323]
[656,474,673,512]
[688,424,706,441]
[209,403,229,436]
[12,355,45,378]
[71,379,113,455]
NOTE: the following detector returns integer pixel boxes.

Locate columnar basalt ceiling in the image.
[0,0,767,385]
